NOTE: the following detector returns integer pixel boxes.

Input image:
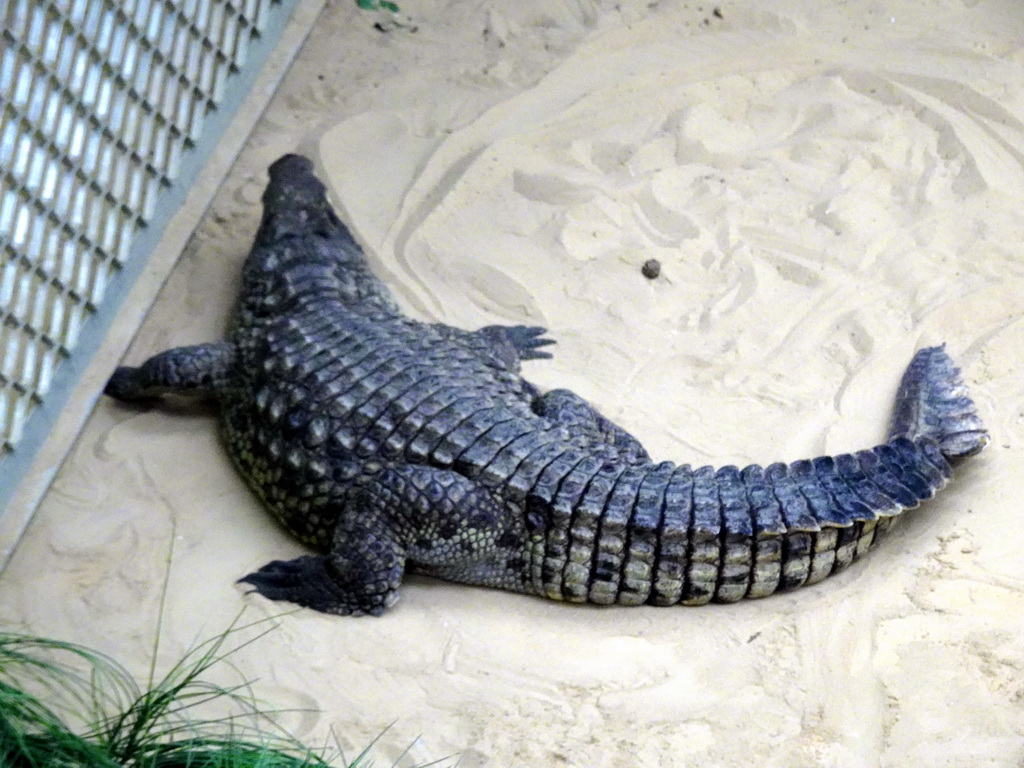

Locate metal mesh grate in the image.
[0,0,283,454]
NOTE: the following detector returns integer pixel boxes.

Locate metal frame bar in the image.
[0,0,302,516]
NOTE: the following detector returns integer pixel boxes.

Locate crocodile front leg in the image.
[453,324,555,373]
[477,324,555,361]
[106,342,236,400]
[238,464,529,615]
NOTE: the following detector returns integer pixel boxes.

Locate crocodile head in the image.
[233,155,402,328]
[257,154,343,242]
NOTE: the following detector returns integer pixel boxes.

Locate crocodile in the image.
[105,154,989,616]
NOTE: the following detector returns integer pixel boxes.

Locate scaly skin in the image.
[105,154,989,616]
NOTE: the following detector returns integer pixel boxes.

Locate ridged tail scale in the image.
[532,346,987,605]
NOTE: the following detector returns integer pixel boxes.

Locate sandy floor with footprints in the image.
[2,1,1024,765]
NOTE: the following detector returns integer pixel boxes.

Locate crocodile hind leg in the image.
[105,342,236,400]
[238,464,528,615]
[533,388,650,463]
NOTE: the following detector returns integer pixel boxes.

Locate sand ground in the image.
[2,1,1024,765]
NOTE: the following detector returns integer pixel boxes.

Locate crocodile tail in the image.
[887,345,988,458]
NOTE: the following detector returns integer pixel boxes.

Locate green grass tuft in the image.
[0,616,447,768]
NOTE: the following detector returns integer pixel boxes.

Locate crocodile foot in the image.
[504,325,556,360]
[477,324,556,361]
[238,556,398,616]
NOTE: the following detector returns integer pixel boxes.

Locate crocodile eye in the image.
[526,510,545,533]
[525,495,549,533]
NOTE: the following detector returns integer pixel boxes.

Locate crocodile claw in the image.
[504,325,556,360]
